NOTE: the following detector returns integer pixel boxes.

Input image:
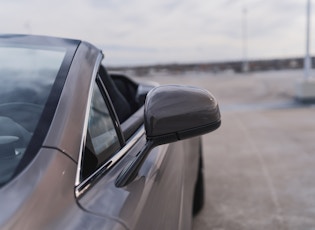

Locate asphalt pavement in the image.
[141,70,315,230]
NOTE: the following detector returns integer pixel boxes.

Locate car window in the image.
[81,82,120,180]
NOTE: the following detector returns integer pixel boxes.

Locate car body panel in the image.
[0,34,210,230]
[0,148,74,229]
[0,148,128,230]
[43,41,102,163]
[77,132,200,230]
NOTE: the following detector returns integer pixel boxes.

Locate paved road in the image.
[139,70,315,229]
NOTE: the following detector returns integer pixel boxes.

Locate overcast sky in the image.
[0,0,313,66]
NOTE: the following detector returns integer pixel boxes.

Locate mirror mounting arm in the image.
[115,140,155,187]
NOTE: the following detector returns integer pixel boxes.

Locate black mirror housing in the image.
[144,85,221,146]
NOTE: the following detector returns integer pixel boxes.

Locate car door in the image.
[75,73,188,230]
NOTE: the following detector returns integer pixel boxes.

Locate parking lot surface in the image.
[142,70,315,230]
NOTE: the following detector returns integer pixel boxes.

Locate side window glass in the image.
[81,82,120,180]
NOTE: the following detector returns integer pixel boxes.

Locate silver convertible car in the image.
[0,35,221,230]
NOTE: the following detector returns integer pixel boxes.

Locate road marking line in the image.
[235,117,287,229]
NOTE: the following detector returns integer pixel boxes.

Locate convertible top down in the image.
[0,34,220,230]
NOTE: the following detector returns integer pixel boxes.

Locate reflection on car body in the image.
[0,34,221,230]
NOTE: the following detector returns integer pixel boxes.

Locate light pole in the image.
[296,0,315,101]
[304,0,311,79]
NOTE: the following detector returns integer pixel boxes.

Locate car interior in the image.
[98,65,152,140]
[81,67,153,181]
[0,105,34,186]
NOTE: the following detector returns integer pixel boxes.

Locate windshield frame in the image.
[0,34,80,185]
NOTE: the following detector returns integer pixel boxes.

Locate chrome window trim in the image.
[75,126,145,197]
[75,52,103,186]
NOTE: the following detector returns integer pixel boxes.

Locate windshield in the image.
[0,45,66,186]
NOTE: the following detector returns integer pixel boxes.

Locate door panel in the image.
[77,134,187,230]
[132,143,184,230]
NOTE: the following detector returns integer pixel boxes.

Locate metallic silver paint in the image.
[77,133,201,230]
[76,127,145,197]
[41,41,201,229]
[0,35,216,230]
[43,42,102,163]
[75,53,104,186]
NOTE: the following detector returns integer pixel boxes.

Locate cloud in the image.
[0,0,311,65]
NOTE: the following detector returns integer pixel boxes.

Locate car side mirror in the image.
[116,85,221,187]
[144,85,221,146]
